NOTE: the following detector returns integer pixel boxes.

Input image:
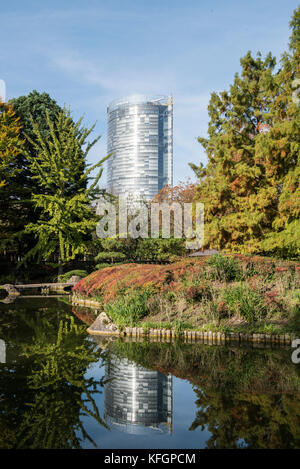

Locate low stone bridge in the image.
[0,275,81,298]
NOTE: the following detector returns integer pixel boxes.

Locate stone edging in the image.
[72,295,296,346]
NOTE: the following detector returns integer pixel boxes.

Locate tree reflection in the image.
[190,389,300,448]
[108,339,300,449]
[0,300,107,448]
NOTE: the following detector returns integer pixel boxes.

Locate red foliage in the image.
[264,290,280,307]
[72,308,96,325]
[229,178,241,192]
[152,179,197,204]
[73,255,300,304]
[73,258,205,303]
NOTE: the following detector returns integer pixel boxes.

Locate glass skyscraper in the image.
[104,356,173,435]
[107,95,173,200]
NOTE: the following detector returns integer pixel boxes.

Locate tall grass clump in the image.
[206,254,242,282]
[104,290,152,329]
[222,284,267,323]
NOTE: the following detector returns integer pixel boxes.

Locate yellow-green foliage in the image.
[191,8,300,258]
[0,99,23,186]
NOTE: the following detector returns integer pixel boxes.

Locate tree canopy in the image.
[0,100,25,255]
[0,99,23,187]
[23,107,110,267]
[191,7,300,258]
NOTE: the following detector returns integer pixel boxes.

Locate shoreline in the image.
[72,295,296,346]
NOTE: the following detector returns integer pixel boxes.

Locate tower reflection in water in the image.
[104,356,173,435]
[0,339,5,363]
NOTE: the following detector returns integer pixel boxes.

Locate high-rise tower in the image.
[104,356,173,435]
[107,95,173,200]
[0,79,6,102]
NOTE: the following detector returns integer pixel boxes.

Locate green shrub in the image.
[58,270,88,283]
[104,290,152,329]
[142,321,173,330]
[173,320,194,334]
[222,284,267,323]
[94,263,110,270]
[136,238,185,263]
[95,251,126,263]
[165,291,177,302]
[94,262,126,270]
[206,254,242,282]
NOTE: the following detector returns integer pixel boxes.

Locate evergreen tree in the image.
[258,6,300,257]
[1,91,87,262]
[191,7,300,258]
[192,51,278,253]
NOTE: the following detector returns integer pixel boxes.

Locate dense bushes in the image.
[94,251,126,264]
[74,254,300,332]
[73,258,202,302]
[93,237,185,266]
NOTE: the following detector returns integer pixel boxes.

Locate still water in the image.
[0,297,300,449]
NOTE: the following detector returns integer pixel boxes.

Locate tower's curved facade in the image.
[104,356,173,435]
[107,95,173,200]
[0,79,6,102]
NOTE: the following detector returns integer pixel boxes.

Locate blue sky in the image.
[1,0,298,187]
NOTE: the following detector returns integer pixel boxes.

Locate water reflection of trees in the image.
[0,299,107,448]
[108,340,300,448]
[190,390,300,448]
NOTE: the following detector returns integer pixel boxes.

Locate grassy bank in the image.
[73,254,300,335]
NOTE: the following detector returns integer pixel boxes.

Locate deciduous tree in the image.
[23,108,110,271]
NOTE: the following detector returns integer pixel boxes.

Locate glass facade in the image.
[107,95,173,200]
[104,356,173,435]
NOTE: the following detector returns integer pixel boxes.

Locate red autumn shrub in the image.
[217,300,228,317]
[264,290,281,309]
[72,255,299,304]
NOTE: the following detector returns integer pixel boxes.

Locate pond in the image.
[0,297,300,449]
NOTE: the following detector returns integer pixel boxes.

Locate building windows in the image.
[107,95,173,200]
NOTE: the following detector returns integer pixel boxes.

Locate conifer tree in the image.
[191,7,300,258]
[192,51,277,253]
[258,6,300,257]
[9,91,83,195]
